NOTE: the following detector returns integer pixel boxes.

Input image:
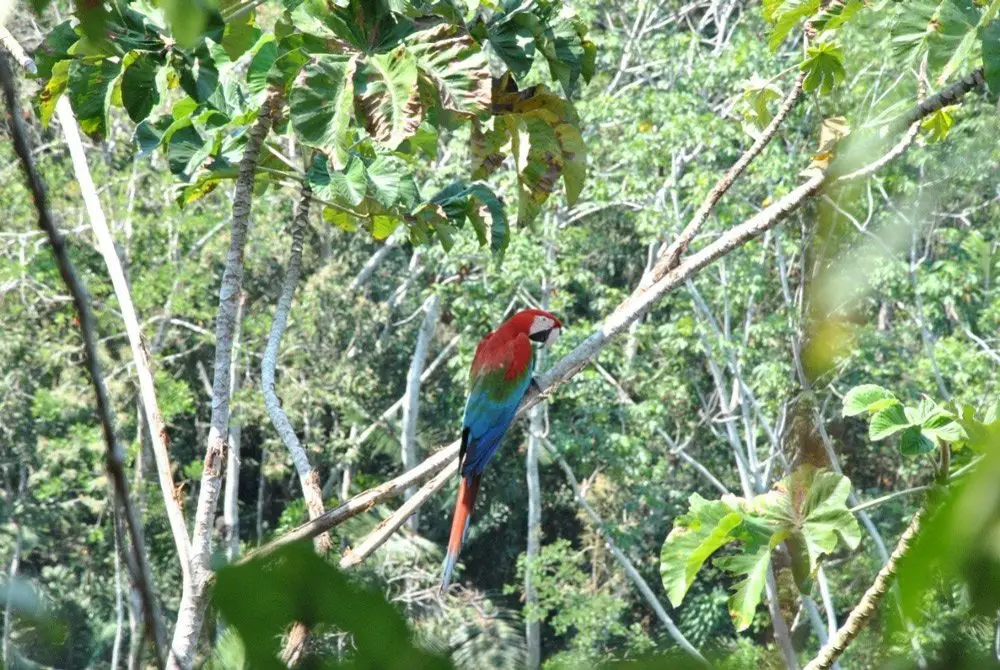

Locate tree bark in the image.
[169,91,280,670]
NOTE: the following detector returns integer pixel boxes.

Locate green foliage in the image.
[843,383,968,454]
[660,468,859,630]
[32,0,594,253]
[213,541,451,669]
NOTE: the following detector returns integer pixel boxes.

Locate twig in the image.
[0,51,166,666]
[642,71,807,288]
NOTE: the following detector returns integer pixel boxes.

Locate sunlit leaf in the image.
[659,495,743,606]
[842,384,897,417]
[356,47,423,150]
[869,403,912,441]
[407,24,491,117]
[289,54,358,167]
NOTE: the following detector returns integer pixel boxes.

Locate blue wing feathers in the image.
[460,371,533,476]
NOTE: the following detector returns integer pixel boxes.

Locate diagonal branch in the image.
[642,70,807,288]
[546,441,709,666]
[803,509,926,670]
[54,93,192,584]
[0,51,167,666]
[261,182,332,554]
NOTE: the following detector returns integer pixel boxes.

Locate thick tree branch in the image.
[261,182,332,554]
[803,509,925,670]
[169,91,281,670]
[0,51,166,666]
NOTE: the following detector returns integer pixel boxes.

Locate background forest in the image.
[2,0,1000,668]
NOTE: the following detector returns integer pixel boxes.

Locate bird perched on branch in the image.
[440,309,562,590]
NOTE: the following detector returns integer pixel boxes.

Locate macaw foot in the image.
[530,377,542,394]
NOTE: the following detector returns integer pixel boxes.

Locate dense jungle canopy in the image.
[1,0,1000,668]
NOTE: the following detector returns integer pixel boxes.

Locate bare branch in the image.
[0,51,166,666]
[643,71,807,288]
[54,92,192,584]
[261,182,332,554]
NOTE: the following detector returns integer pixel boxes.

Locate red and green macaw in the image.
[440,309,562,590]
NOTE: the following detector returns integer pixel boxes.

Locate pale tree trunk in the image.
[401,293,441,530]
[55,75,192,587]
[223,294,248,564]
[112,508,126,669]
[0,50,165,663]
[526,233,554,669]
[169,92,280,670]
[256,446,268,545]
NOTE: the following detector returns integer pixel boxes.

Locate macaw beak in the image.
[544,327,561,347]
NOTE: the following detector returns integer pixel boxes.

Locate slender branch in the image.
[849,485,932,513]
[0,51,166,666]
[261,182,332,555]
[642,71,806,288]
[803,509,926,670]
[401,293,441,526]
[546,442,710,667]
[339,462,457,569]
[170,91,281,670]
[54,93,192,584]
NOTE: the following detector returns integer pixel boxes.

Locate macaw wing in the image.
[460,333,534,476]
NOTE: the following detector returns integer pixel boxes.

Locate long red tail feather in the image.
[440,474,481,590]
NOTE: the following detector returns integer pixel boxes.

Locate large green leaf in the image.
[407,24,491,117]
[801,39,846,94]
[121,53,161,122]
[868,402,912,441]
[982,20,1000,98]
[511,115,564,226]
[289,54,358,167]
[213,541,450,669]
[748,468,861,590]
[355,47,423,149]
[659,494,743,607]
[39,60,71,127]
[493,81,587,225]
[67,59,122,138]
[428,181,509,258]
[842,384,897,417]
[715,536,779,632]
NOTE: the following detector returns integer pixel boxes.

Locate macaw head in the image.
[507,309,562,348]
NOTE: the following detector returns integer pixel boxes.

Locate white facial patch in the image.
[529,315,555,335]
